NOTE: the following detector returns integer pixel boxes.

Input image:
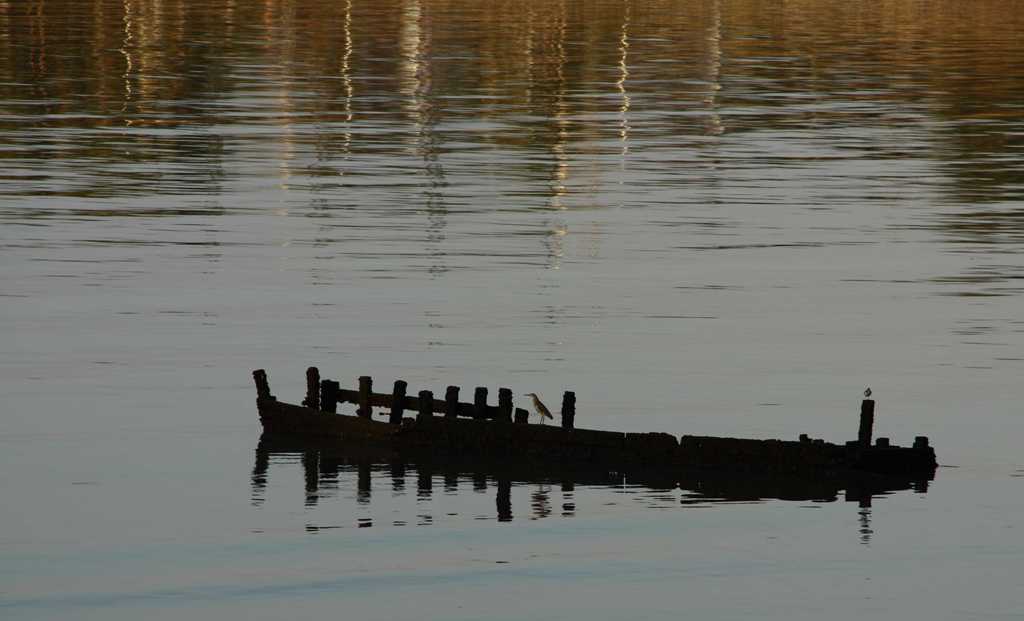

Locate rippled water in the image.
[3,0,1024,619]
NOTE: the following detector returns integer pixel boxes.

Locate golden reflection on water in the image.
[3,0,1022,199]
[3,0,1023,292]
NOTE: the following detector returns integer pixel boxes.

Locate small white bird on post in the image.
[524,392,554,425]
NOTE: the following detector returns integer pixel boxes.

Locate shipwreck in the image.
[252,368,937,479]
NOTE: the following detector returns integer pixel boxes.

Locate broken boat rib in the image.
[252,368,937,476]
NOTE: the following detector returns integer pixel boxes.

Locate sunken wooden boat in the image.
[253,368,938,478]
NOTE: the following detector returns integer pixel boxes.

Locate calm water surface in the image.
[2,0,1024,619]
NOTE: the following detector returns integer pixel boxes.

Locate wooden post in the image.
[252,369,273,400]
[320,380,339,413]
[474,387,488,420]
[858,399,875,447]
[514,408,529,425]
[913,436,930,449]
[358,376,373,419]
[445,386,460,419]
[418,390,434,421]
[561,391,576,430]
[303,367,320,410]
[390,380,408,424]
[498,388,513,423]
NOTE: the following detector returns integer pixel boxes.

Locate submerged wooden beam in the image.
[327,383,487,419]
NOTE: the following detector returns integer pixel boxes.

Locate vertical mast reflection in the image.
[399,0,447,276]
[617,1,631,170]
[705,0,724,136]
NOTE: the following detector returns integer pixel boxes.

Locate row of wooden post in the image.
[262,369,931,453]
[303,367,578,429]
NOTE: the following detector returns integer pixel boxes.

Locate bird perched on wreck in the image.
[864,387,872,398]
[524,392,554,425]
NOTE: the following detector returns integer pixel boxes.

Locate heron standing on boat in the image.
[524,392,554,425]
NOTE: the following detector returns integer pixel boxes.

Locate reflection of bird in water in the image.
[524,393,554,425]
[864,387,872,398]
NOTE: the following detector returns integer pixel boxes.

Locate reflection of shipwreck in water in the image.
[251,432,930,537]
[252,368,937,482]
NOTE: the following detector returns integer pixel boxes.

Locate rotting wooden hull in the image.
[257,396,938,477]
